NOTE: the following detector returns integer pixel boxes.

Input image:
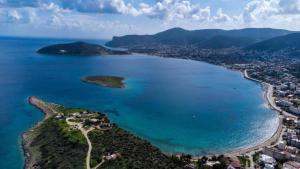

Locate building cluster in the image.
[56,110,113,130]
[231,62,300,118]
[258,117,300,169]
[224,62,300,168]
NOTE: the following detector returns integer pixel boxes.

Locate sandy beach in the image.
[225,70,298,156]
[192,69,295,160]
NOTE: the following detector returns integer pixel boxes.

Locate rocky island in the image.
[37,41,130,56]
[23,96,185,169]
[81,75,126,88]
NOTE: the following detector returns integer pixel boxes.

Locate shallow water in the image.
[0,37,278,169]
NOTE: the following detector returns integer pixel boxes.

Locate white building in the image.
[277,100,293,107]
[259,154,277,166]
[291,139,300,149]
[289,106,300,115]
[278,141,287,150]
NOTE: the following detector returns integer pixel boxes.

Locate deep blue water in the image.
[0,37,278,169]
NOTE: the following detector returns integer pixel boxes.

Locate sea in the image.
[0,37,278,169]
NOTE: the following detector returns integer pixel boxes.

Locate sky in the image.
[0,0,300,39]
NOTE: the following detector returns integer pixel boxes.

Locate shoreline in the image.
[220,69,292,156]
[192,68,293,159]
[22,96,56,169]
[226,70,283,156]
[21,63,296,167]
[81,76,126,89]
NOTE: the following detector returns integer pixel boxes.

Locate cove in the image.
[0,37,278,169]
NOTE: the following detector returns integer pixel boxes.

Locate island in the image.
[81,75,126,88]
[37,41,130,56]
[23,96,187,169]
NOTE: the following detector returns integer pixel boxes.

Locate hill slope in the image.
[106,28,293,48]
[24,97,185,169]
[246,33,300,52]
[37,41,129,56]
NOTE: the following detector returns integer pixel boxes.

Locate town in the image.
[126,45,300,169]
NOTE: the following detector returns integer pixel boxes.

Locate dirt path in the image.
[66,118,99,169]
[92,159,105,169]
[80,127,93,169]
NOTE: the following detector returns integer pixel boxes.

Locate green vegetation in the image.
[37,41,129,56]
[89,128,183,169]
[252,152,261,164]
[106,27,292,48]
[82,75,125,88]
[196,155,229,169]
[237,155,251,168]
[26,98,186,169]
[29,117,87,168]
[56,106,86,116]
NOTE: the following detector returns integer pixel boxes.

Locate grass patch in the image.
[82,75,125,88]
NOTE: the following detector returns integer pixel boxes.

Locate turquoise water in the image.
[0,37,278,169]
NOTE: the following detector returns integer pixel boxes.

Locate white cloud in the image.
[0,0,214,21]
[2,8,36,24]
[213,8,232,22]
[1,0,300,38]
[278,0,300,14]
[243,0,279,22]
[242,0,300,23]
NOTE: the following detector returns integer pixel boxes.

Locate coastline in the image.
[20,65,296,167]
[192,68,294,159]
[226,70,283,156]
[22,96,56,169]
[21,96,184,169]
[221,69,293,156]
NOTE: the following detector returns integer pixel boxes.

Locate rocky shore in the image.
[22,96,57,169]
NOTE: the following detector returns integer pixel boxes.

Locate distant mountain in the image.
[199,36,256,49]
[246,33,300,52]
[37,41,129,56]
[106,28,294,49]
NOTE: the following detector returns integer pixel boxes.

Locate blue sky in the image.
[0,0,300,39]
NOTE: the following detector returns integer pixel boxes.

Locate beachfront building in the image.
[227,161,241,169]
[289,106,300,115]
[278,141,287,150]
[259,154,277,168]
[277,100,293,107]
[283,161,300,169]
[291,139,300,149]
[263,147,287,161]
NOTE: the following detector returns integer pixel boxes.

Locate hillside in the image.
[246,33,300,52]
[23,97,184,169]
[37,41,130,56]
[105,28,293,48]
[199,36,256,49]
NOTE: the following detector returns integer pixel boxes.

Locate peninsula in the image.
[23,96,186,169]
[37,41,130,56]
[81,75,125,88]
